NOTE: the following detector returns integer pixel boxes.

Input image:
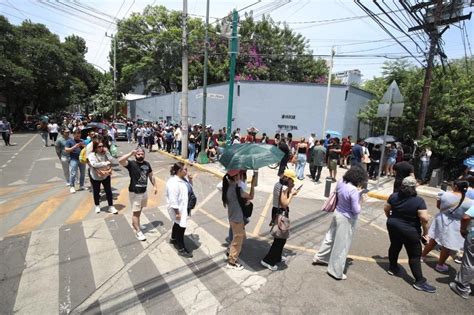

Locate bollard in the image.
[324,177,332,198]
[440,180,448,191]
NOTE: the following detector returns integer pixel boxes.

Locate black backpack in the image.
[236,186,253,218]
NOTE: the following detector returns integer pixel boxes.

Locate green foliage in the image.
[115,6,328,95]
[90,76,115,115]
[0,16,101,122]
[360,58,474,163]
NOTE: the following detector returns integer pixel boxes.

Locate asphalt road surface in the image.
[0,133,472,314]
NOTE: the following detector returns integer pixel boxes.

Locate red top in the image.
[341,141,352,156]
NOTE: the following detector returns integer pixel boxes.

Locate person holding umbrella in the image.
[222,169,256,270]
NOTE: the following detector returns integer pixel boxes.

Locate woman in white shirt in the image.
[166,162,193,258]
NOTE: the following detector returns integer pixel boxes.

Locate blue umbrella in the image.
[325,130,342,137]
[464,156,474,169]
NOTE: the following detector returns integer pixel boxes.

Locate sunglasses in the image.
[97,145,104,148]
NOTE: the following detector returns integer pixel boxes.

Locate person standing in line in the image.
[310,139,326,183]
[87,141,118,214]
[174,125,182,155]
[48,120,59,145]
[361,142,370,172]
[369,144,382,180]
[166,162,193,258]
[55,128,71,187]
[421,180,471,272]
[261,169,299,271]
[383,176,436,293]
[188,133,196,163]
[0,116,12,146]
[295,138,308,180]
[65,130,86,193]
[119,148,158,241]
[385,144,398,177]
[261,133,269,144]
[350,138,364,168]
[450,204,474,299]
[340,137,352,169]
[419,147,432,183]
[308,133,315,150]
[222,169,256,270]
[225,170,251,244]
[327,138,341,181]
[278,137,291,177]
[312,166,368,280]
[126,121,133,143]
[393,156,415,193]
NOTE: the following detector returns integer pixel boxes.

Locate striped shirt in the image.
[273,182,284,208]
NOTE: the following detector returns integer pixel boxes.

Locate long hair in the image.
[222,174,230,207]
[451,180,469,211]
[170,162,185,176]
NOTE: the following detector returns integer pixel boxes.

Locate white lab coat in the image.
[166,175,189,228]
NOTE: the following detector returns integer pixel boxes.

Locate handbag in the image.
[236,186,253,218]
[270,186,290,239]
[321,188,338,212]
[96,165,112,177]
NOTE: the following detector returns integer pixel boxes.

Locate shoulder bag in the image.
[271,186,290,239]
[236,186,253,218]
[94,153,112,177]
[321,187,338,212]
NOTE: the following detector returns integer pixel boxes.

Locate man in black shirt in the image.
[393,156,415,192]
[119,148,158,241]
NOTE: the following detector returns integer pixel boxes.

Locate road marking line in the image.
[0,183,57,216]
[13,228,59,314]
[65,196,95,225]
[18,134,37,152]
[252,193,273,236]
[0,186,19,196]
[7,190,69,236]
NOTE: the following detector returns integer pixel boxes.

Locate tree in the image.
[114,6,328,95]
[0,17,101,124]
[359,58,474,178]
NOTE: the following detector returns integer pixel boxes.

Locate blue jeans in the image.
[296,153,307,180]
[188,143,196,162]
[420,160,429,181]
[69,159,85,187]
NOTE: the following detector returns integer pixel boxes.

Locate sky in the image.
[1,0,473,82]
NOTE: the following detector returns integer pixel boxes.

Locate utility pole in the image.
[407,0,471,139]
[197,0,210,164]
[225,9,239,147]
[105,32,117,120]
[321,47,335,138]
[181,0,189,159]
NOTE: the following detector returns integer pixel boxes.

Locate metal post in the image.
[324,177,332,198]
[197,0,210,164]
[321,47,335,138]
[376,87,394,190]
[105,32,117,120]
[181,0,189,159]
[225,9,239,147]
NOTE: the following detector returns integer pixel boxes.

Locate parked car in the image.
[114,123,127,141]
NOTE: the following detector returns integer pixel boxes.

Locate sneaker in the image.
[95,206,101,214]
[449,282,469,299]
[280,256,288,263]
[69,187,76,194]
[78,186,85,191]
[260,260,278,271]
[413,281,436,293]
[224,251,230,260]
[177,248,193,258]
[454,256,463,264]
[420,256,426,263]
[108,206,118,214]
[435,263,449,273]
[136,231,146,241]
[226,262,244,270]
[312,259,329,266]
[327,272,347,280]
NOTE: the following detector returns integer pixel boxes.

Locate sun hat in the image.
[402,176,417,187]
[227,169,240,177]
[283,169,297,182]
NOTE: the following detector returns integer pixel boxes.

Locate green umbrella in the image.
[219,143,285,170]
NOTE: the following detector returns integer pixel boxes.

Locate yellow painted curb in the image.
[367,191,389,201]
[157,150,225,179]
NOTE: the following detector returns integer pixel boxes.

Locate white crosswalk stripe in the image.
[13,228,59,314]
[157,206,267,294]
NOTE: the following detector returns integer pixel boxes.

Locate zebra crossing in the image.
[0,199,269,315]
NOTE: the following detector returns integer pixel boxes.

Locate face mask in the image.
[136,156,144,162]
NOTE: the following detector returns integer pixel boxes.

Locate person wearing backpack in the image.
[222,169,256,270]
[65,129,86,193]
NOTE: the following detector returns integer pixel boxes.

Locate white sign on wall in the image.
[195,93,225,100]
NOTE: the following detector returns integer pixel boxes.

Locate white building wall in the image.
[129,81,373,139]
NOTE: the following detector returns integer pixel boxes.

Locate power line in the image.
[463,20,473,56]
[284,8,405,24]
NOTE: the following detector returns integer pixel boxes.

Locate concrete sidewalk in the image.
[158,150,442,201]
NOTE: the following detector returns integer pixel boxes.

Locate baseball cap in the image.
[227,169,240,177]
[283,169,297,182]
[402,176,417,187]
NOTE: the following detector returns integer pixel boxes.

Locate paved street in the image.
[0,133,472,314]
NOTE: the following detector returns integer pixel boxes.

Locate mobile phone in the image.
[361,189,369,194]
[296,184,303,191]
